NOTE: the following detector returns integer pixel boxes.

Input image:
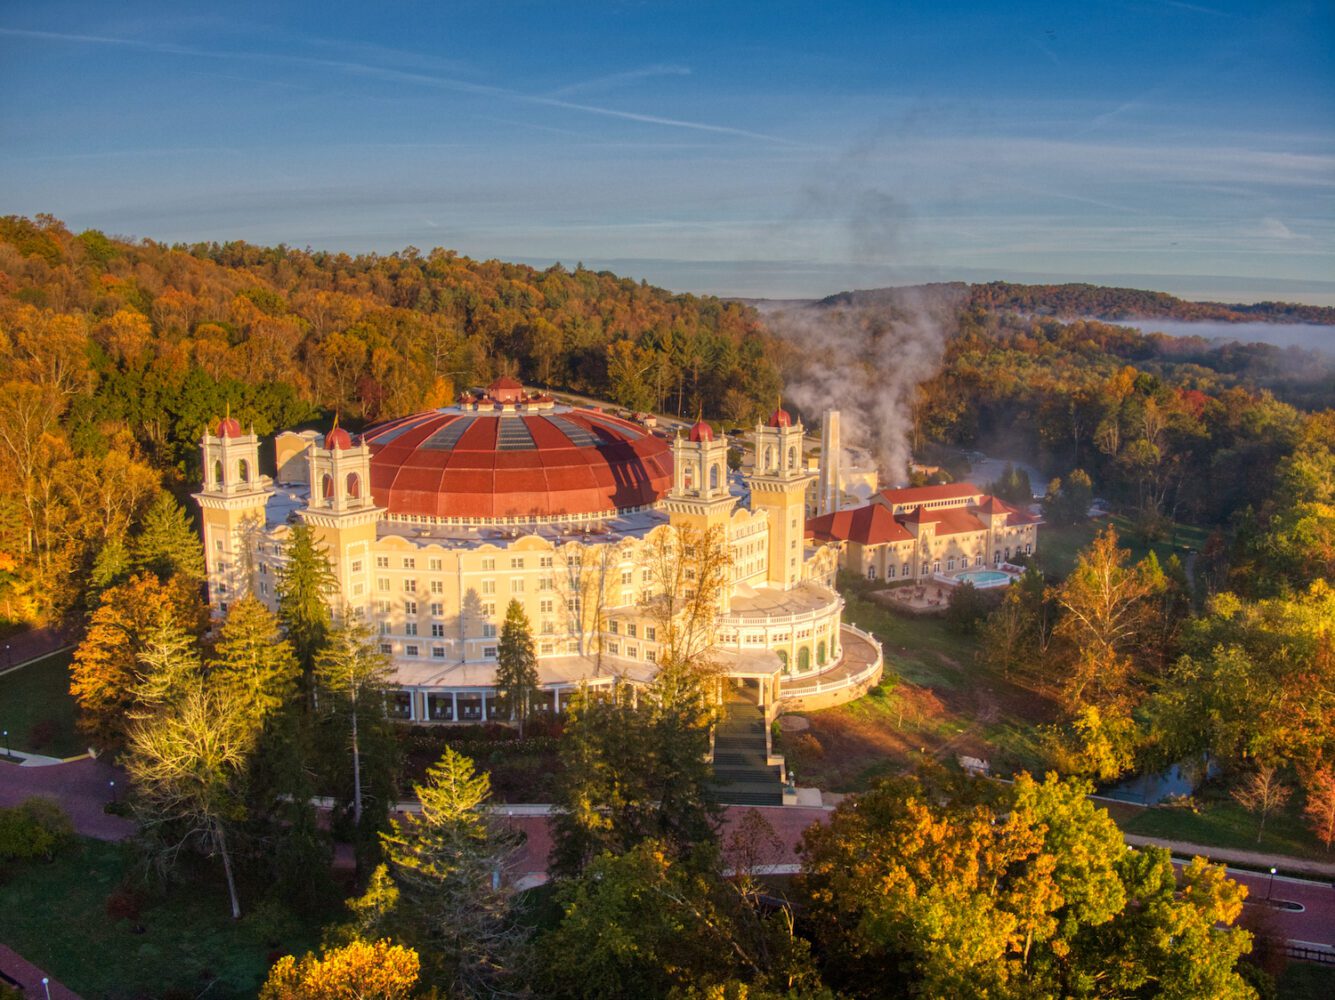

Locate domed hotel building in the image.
[194,379,882,724]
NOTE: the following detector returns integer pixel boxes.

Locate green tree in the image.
[1043,469,1094,527]
[551,662,720,877]
[212,593,301,726]
[277,522,337,692]
[378,747,522,995]
[315,611,393,829]
[495,599,540,738]
[945,580,992,635]
[130,492,206,583]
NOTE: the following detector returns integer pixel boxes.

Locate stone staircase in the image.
[711,697,785,806]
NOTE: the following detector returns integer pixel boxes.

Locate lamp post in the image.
[42,977,51,1000]
[1266,866,1277,903]
[3,728,8,758]
[109,779,117,805]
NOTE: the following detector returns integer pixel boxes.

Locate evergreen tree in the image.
[277,522,337,692]
[495,599,539,737]
[378,747,522,995]
[212,594,301,726]
[132,610,206,715]
[315,611,393,830]
[131,492,206,583]
[551,662,720,877]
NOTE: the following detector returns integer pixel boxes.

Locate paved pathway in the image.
[0,756,133,841]
[0,630,72,677]
[1123,833,1335,880]
[0,946,83,1000]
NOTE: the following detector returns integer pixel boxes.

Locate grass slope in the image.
[780,588,1053,792]
[0,650,81,757]
[0,838,330,999]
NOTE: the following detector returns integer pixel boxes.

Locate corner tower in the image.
[748,407,814,590]
[300,424,382,611]
[664,420,736,534]
[194,414,272,610]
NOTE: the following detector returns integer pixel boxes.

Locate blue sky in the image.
[2,1,1332,302]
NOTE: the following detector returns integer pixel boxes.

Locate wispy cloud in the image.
[0,26,787,144]
[548,64,691,98]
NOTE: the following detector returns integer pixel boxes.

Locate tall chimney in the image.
[819,409,841,515]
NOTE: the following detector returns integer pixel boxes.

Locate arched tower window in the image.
[346,472,361,500]
[709,464,719,491]
[787,446,796,470]
[683,464,694,491]
[322,473,335,501]
[764,445,773,471]
[213,460,223,486]
[238,459,250,483]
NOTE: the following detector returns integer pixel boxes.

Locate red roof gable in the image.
[807,504,912,545]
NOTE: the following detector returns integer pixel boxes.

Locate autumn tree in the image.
[260,939,421,1000]
[70,573,209,747]
[377,747,522,995]
[799,771,1255,999]
[1231,765,1293,843]
[1049,525,1153,711]
[1301,765,1335,851]
[125,681,256,919]
[643,522,732,672]
[315,610,394,829]
[495,599,540,738]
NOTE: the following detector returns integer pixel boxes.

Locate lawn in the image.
[1279,963,1335,1000]
[0,649,81,757]
[1122,792,1332,865]
[779,586,1055,792]
[1034,514,1210,580]
[0,837,334,999]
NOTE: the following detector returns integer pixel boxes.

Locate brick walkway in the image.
[0,629,73,676]
[0,945,82,999]
[0,757,134,841]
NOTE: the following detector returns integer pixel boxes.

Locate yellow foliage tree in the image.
[260,939,421,1000]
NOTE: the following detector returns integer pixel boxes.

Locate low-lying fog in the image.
[1117,319,1335,355]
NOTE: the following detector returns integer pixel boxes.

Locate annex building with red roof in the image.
[806,482,1041,583]
[193,382,882,727]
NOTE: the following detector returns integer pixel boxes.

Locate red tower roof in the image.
[325,427,353,451]
[216,416,243,439]
[688,420,714,442]
[768,407,792,428]
[360,405,672,520]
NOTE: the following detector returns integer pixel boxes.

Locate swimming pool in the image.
[953,569,1013,588]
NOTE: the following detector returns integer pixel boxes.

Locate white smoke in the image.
[762,289,955,487]
[759,129,962,486]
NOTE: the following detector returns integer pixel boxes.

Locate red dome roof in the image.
[768,407,792,428]
[325,427,353,451]
[688,420,714,442]
[217,416,243,439]
[360,406,672,520]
